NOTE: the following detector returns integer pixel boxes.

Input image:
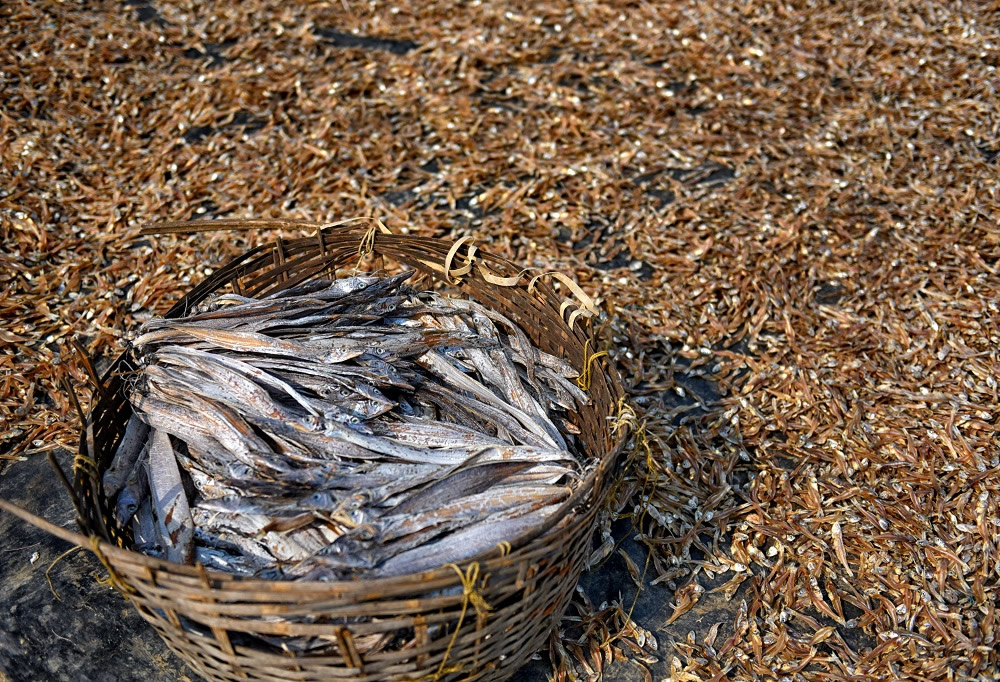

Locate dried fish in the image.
[113,453,148,528]
[375,505,563,577]
[101,416,150,497]
[114,273,588,594]
[147,429,194,564]
[388,461,534,515]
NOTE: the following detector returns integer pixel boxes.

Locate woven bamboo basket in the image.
[0,221,630,682]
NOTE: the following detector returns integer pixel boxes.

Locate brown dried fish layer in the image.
[2,0,999,679]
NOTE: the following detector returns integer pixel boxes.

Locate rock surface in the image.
[0,453,193,681]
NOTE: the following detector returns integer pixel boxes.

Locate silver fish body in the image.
[375,505,563,577]
[102,416,150,497]
[124,271,587,583]
[147,428,194,563]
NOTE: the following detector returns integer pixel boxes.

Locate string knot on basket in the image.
[89,535,135,597]
[351,217,392,270]
[427,561,493,681]
[575,339,609,391]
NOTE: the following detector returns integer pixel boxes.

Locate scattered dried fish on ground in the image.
[104,272,589,581]
[4,0,999,678]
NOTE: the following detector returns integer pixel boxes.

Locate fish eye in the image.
[349,416,360,424]
[339,387,351,397]
[128,503,138,513]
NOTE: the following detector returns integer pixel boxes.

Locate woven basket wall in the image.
[32,223,629,682]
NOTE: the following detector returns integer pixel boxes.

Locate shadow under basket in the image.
[1,223,630,682]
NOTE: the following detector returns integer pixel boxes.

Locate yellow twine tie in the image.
[611,397,638,436]
[575,339,609,391]
[46,546,82,601]
[429,562,492,681]
[358,225,377,257]
[354,218,392,271]
[89,536,135,598]
[73,454,98,477]
[355,226,378,271]
[496,541,512,557]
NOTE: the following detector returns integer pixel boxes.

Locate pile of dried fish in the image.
[103,272,589,580]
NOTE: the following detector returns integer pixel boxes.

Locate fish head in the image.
[362,399,395,419]
[357,353,389,371]
[354,383,390,403]
[226,461,255,480]
[440,345,464,358]
[114,491,142,527]
[367,296,404,316]
[358,357,412,389]
[347,419,374,435]
[318,383,355,404]
[384,271,415,289]
[471,313,499,341]
[366,343,395,362]
[301,414,324,431]
[333,276,378,296]
[346,490,371,509]
[344,398,389,420]
[322,404,357,425]
[353,523,377,541]
[306,491,332,507]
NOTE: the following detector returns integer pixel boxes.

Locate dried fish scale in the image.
[108,271,588,586]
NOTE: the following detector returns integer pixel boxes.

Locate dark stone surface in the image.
[0,454,193,682]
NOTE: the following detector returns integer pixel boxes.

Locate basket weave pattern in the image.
[67,225,627,682]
